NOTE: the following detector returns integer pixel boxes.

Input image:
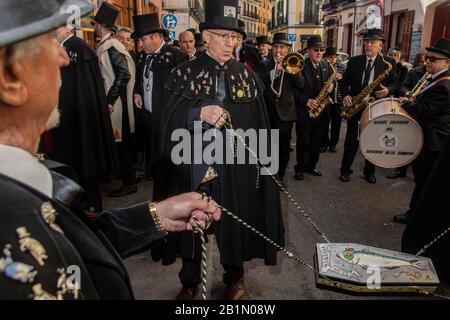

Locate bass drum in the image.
[359,97,423,169]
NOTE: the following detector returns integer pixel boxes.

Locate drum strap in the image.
[418,76,450,96]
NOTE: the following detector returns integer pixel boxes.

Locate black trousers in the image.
[142,109,153,178]
[295,113,328,173]
[270,113,294,177]
[179,178,244,287]
[322,103,343,148]
[408,149,440,214]
[116,141,135,186]
[340,111,375,175]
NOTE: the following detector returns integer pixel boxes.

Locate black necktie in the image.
[362,59,373,87]
[217,66,226,104]
[144,54,157,78]
[314,65,321,90]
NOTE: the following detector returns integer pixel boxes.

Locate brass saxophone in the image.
[403,72,431,104]
[309,61,337,119]
[341,55,392,120]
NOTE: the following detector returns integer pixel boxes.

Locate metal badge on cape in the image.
[315,243,439,294]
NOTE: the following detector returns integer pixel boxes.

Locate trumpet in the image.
[271,52,304,97]
[403,72,431,104]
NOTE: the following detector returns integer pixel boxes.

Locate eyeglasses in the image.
[207,30,239,42]
[313,48,325,52]
[424,55,449,63]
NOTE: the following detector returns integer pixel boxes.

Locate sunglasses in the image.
[424,55,449,63]
[313,48,325,52]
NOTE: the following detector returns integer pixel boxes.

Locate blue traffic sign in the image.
[288,33,297,42]
[169,31,176,41]
[162,13,178,30]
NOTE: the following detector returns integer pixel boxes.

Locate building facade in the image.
[322,0,449,63]
[239,0,271,39]
[268,0,323,51]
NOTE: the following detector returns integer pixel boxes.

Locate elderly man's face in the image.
[141,33,163,54]
[0,31,69,141]
[179,32,196,56]
[203,29,238,63]
[307,47,325,65]
[272,43,289,58]
[424,51,450,74]
[364,40,382,58]
[258,43,270,56]
[117,31,133,51]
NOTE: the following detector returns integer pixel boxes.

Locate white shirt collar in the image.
[189,49,197,59]
[431,68,448,80]
[0,145,52,198]
[100,33,112,45]
[206,51,226,66]
[152,41,165,55]
[61,34,74,47]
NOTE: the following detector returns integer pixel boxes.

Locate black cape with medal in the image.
[154,53,285,267]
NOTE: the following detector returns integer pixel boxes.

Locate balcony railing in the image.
[189,0,204,23]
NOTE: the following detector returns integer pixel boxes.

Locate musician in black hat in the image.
[394,38,450,224]
[235,20,261,72]
[256,35,275,76]
[263,33,305,182]
[339,29,399,184]
[320,47,346,154]
[294,36,334,181]
[93,2,138,197]
[158,0,285,300]
[0,0,220,300]
[132,13,188,198]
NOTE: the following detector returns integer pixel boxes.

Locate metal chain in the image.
[416,227,450,256]
[194,219,208,300]
[224,119,330,243]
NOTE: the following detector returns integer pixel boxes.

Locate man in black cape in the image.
[50,26,118,214]
[157,0,285,300]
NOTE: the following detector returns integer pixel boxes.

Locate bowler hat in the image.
[131,13,168,39]
[363,29,385,42]
[93,2,119,30]
[325,47,338,56]
[307,36,324,49]
[256,35,270,46]
[271,33,291,46]
[0,0,94,48]
[426,38,450,58]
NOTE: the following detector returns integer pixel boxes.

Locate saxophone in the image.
[308,61,337,119]
[340,55,392,120]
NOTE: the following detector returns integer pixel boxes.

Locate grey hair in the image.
[9,36,44,62]
[117,27,133,34]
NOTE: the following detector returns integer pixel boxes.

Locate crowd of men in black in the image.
[0,0,448,300]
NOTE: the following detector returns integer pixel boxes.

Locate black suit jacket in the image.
[296,58,334,123]
[403,69,450,151]
[263,63,305,122]
[341,54,399,98]
[398,66,427,97]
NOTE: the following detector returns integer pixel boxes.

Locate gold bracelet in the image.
[149,202,168,236]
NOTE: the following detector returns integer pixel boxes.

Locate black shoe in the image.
[108,184,137,197]
[294,171,305,181]
[329,146,337,153]
[307,168,322,176]
[393,212,411,224]
[319,145,328,153]
[387,170,406,179]
[340,174,350,182]
[365,174,376,184]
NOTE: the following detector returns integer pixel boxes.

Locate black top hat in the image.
[0,0,94,48]
[307,36,324,49]
[256,35,270,46]
[325,47,338,56]
[426,38,450,58]
[94,2,119,30]
[271,33,291,46]
[131,13,168,39]
[194,33,204,46]
[363,28,385,42]
[199,0,245,37]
